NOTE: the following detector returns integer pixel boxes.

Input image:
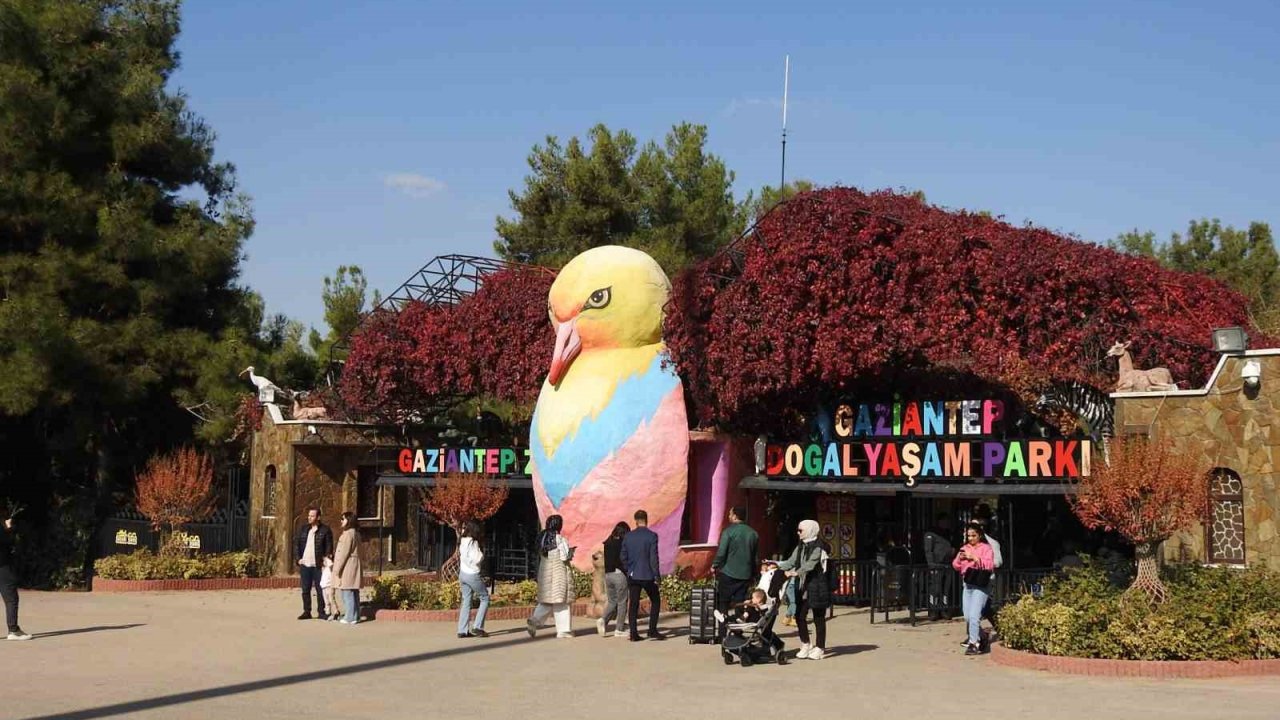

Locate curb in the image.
[373,600,672,623]
[990,642,1280,678]
[93,573,432,593]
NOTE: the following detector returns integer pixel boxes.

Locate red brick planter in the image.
[991,642,1280,679]
[93,573,433,593]
[374,600,672,622]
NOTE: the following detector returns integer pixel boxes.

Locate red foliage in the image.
[451,268,556,405]
[420,474,510,532]
[339,269,554,421]
[135,447,217,532]
[1070,436,1208,545]
[420,474,510,580]
[665,188,1264,432]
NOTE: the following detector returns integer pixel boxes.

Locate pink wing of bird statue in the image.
[529,246,689,573]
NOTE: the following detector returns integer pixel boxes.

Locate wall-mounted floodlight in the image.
[1212,327,1249,353]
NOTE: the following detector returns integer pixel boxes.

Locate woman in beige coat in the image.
[526,514,576,638]
[332,512,362,625]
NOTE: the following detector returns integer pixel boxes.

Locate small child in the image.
[716,588,770,625]
[320,556,340,621]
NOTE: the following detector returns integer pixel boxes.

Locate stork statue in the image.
[239,366,291,403]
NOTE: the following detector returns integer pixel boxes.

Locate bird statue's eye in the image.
[584,287,611,310]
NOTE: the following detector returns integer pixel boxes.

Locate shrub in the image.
[660,574,711,612]
[93,549,268,581]
[999,561,1280,660]
[369,574,698,611]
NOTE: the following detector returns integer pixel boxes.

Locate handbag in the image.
[963,567,992,589]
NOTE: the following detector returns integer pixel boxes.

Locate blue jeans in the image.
[962,584,988,645]
[343,589,359,624]
[785,578,796,617]
[458,572,490,634]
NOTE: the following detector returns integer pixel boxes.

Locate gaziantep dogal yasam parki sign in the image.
[765,399,1092,487]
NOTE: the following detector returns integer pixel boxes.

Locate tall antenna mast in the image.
[780,54,789,188]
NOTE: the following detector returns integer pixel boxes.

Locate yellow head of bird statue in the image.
[530,246,689,572]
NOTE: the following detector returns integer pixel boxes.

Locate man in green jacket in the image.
[712,506,759,627]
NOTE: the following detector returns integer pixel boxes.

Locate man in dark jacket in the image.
[620,509,662,641]
[711,506,758,634]
[294,507,334,619]
[923,514,956,621]
[0,514,30,640]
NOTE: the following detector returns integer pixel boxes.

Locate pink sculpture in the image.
[1108,341,1177,392]
[530,246,689,573]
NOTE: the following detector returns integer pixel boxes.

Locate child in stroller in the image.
[716,587,787,667]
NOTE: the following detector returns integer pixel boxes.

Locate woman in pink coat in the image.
[952,523,995,655]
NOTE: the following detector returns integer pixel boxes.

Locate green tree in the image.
[494,122,740,273]
[0,0,255,582]
[308,265,379,360]
[1110,220,1278,331]
[738,180,817,226]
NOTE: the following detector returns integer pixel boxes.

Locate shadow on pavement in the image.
[32,624,145,639]
[23,630,590,720]
[824,643,878,657]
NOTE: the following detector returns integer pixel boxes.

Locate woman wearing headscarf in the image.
[597,521,630,637]
[776,519,831,660]
[526,514,576,639]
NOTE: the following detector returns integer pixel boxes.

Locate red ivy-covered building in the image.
[253,189,1277,595]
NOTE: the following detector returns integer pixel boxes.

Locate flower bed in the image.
[990,642,1280,678]
[998,562,1280,662]
[94,549,270,581]
[368,573,701,619]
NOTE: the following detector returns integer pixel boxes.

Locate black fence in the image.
[828,560,1057,626]
[98,467,250,558]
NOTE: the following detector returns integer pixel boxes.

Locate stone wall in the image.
[248,407,412,575]
[1114,352,1280,567]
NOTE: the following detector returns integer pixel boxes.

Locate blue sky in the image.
[173,1,1280,332]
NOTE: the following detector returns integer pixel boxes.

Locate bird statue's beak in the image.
[238,369,248,377]
[547,318,581,387]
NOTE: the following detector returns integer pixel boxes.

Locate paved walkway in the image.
[3,589,1278,719]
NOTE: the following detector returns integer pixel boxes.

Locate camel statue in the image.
[1108,341,1177,392]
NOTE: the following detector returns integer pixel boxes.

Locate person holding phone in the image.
[526,514,576,638]
[952,523,995,655]
[1,514,31,640]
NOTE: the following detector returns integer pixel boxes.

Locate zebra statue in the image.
[1034,380,1114,466]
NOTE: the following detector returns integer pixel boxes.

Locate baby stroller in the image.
[719,585,788,667]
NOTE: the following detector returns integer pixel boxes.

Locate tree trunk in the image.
[1127,541,1166,605]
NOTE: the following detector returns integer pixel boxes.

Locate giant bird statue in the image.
[530,245,689,573]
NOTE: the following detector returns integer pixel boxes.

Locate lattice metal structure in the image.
[379,254,532,311]
[319,254,553,439]
[324,254,549,387]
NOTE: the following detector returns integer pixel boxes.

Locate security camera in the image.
[1242,360,1262,389]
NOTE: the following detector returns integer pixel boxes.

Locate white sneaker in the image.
[338,619,352,625]
[596,618,606,636]
[614,629,627,638]
[6,631,32,641]
[797,643,812,659]
[808,647,826,660]
[556,631,573,639]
